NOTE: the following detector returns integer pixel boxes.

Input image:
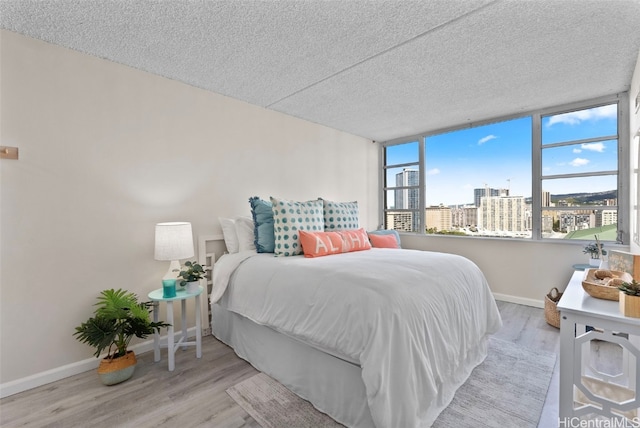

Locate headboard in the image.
[197,234,227,335]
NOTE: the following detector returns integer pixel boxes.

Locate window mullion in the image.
[542,134,618,149]
[419,138,426,234]
[532,113,542,240]
[543,170,618,180]
[385,161,419,170]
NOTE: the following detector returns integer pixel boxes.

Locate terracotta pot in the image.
[97,351,137,385]
[619,292,640,318]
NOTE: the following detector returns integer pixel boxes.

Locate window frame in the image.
[380,141,425,233]
[380,93,630,243]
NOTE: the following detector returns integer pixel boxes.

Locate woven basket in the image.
[545,287,562,329]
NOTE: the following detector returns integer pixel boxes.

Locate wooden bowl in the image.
[582,269,633,301]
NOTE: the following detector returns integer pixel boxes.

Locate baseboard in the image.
[0,327,201,399]
[493,292,544,309]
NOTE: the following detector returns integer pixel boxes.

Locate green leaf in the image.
[74,289,169,358]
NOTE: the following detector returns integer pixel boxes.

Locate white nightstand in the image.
[148,286,203,371]
[557,271,640,422]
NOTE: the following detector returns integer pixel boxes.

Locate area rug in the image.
[226,337,556,428]
[227,371,344,428]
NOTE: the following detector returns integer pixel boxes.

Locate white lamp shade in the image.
[154,222,194,261]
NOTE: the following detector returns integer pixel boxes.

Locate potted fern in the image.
[177,260,206,293]
[73,289,169,385]
[618,280,640,318]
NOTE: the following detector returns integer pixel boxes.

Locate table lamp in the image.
[154,222,195,279]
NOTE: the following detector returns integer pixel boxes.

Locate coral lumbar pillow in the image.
[368,229,401,248]
[300,228,371,258]
[368,233,400,249]
[338,228,371,252]
[299,231,344,258]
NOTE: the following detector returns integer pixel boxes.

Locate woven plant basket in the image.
[545,287,562,329]
[97,351,137,385]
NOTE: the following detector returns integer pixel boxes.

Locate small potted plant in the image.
[73,289,169,385]
[177,260,206,293]
[583,242,606,267]
[618,280,640,318]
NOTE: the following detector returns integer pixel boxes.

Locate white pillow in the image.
[219,217,239,254]
[235,216,256,252]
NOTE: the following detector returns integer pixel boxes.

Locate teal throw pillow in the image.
[249,196,275,253]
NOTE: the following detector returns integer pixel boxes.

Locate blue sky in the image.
[386,104,618,206]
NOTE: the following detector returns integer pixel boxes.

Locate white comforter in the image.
[212,248,502,428]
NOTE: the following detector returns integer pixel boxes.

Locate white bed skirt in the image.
[212,302,375,428]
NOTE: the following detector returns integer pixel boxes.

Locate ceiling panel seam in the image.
[266,0,499,109]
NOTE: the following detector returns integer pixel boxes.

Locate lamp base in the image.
[162,260,182,280]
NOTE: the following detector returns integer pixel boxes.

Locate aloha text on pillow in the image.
[299,228,371,258]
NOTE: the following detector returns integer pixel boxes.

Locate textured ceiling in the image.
[2,0,640,141]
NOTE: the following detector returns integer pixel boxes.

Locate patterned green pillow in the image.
[321,199,359,231]
[270,197,324,257]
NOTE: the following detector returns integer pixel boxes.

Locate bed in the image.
[204,234,502,428]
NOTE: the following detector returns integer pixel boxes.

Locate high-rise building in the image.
[479,195,526,232]
[474,186,509,208]
[386,211,415,232]
[394,169,420,231]
[540,191,553,233]
[541,190,551,207]
[559,210,594,233]
[451,205,478,228]
[425,204,452,232]
[601,209,617,226]
[395,169,419,209]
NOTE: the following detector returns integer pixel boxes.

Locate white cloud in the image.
[478,134,497,145]
[547,104,616,127]
[427,168,440,175]
[573,148,582,153]
[570,158,590,167]
[580,142,605,152]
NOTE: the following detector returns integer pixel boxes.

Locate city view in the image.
[385,104,619,240]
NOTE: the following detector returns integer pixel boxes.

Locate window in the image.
[424,117,531,237]
[539,103,619,240]
[381,95,628,242]
[383,141,422,233]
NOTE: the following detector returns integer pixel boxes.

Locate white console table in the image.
[558,270,640,422]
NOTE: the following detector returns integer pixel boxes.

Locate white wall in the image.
[630,49,640,254]
[0,30,377,388]
[400,234,590,305]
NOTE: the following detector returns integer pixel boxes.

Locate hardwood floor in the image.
[1,301,560,428]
